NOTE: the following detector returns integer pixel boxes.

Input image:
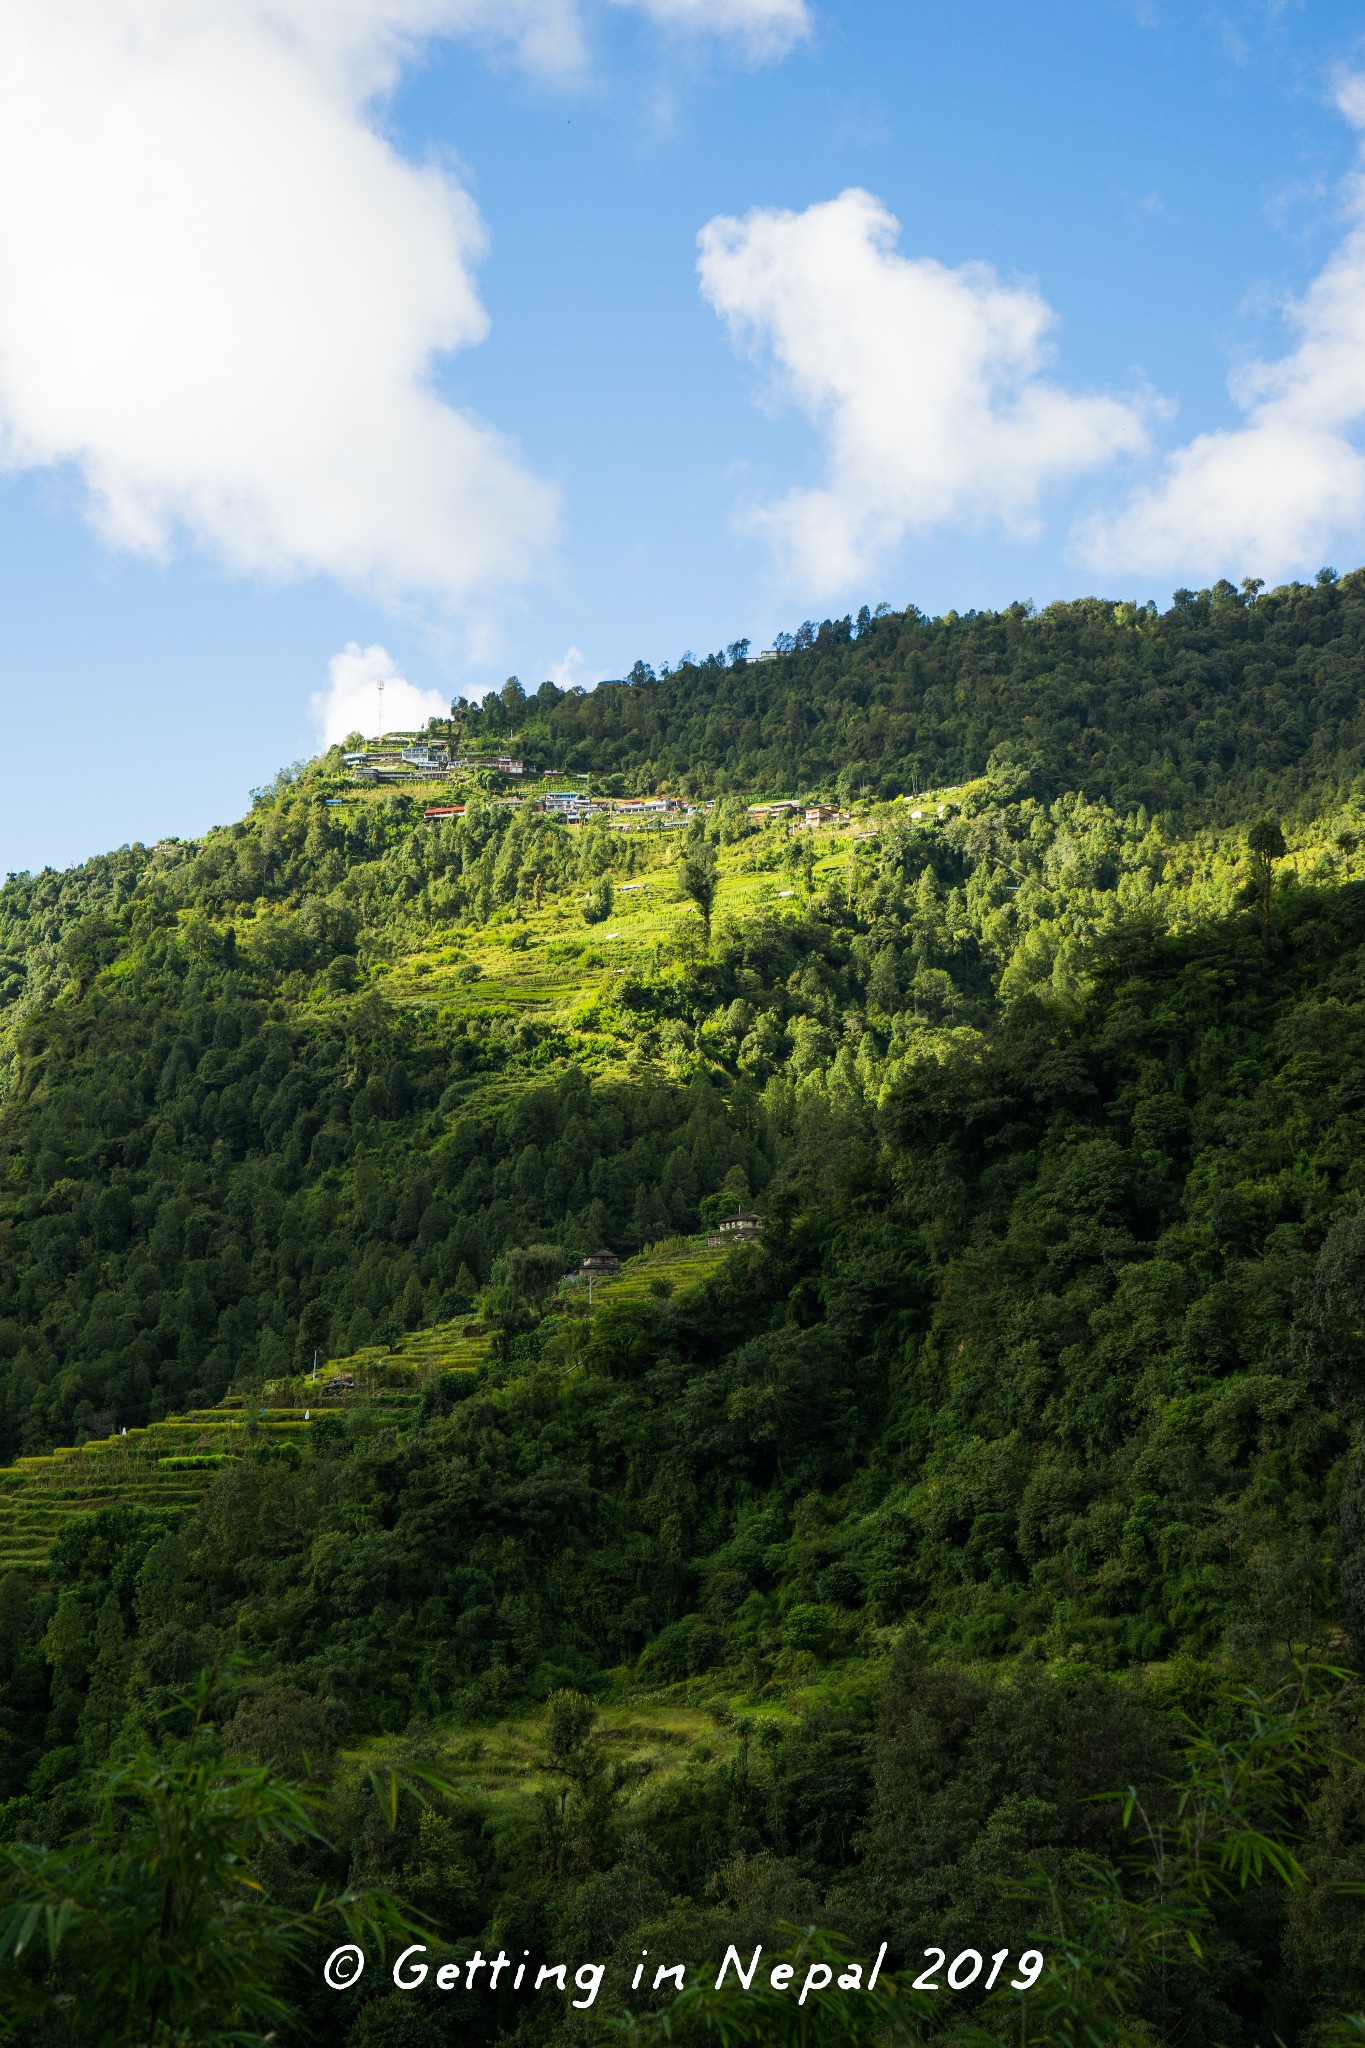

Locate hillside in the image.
[3,580,1365,2043]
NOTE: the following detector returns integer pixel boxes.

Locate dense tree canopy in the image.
[463,573,1365,821]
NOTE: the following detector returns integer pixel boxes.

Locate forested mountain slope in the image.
[3,576,1365,2044]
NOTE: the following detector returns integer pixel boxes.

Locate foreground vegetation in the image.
[3,577,1365,2042]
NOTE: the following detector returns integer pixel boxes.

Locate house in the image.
[747,800,800,819]
[708,1211,763,1247]
[753,649,781,662]
[423,806,462,822]
[451,753,524,775]
[543,789,599,823]
[401,744,450,772]
[805,804,839,827]
[580,1248,621,1278]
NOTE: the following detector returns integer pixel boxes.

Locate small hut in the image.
[708,1212,763,1248]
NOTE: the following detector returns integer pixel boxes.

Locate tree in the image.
[544,1686,599,1811]
[677,843,719,950]
[500,675,527,720]
[1247,817,1287,920]
[0,1695,420,2047]
[78,1596,131,1765]
[585,876,614,925]
[504,1243,569,1308]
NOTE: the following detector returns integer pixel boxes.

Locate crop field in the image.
[0,1237,734,1575]
[371,826,871,1036]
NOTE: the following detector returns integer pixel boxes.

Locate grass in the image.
[341,1645,887,1822]
[348,797,893,1014]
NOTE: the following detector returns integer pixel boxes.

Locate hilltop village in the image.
[339,722,958,832]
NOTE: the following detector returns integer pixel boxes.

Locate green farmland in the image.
[0,1237,729,1574]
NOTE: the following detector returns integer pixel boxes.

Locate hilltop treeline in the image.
[465,571,1365,819]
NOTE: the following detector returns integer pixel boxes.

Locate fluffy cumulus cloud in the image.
[697,187,1149,592]
[312,643,448,745]
[0,0,797,612]
[0,0,565,605]
[1080,76,1365,579]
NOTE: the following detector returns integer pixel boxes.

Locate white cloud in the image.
[697,188,1149,593]
[0,0,568,607]
[0,0,807,611]
[312,642,448,744]
[609,0,810,60]
[1080,74,1365,579]
[548,644,590,688]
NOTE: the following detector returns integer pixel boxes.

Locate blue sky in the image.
[4,0,1365,873]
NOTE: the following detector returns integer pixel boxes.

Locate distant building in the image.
[805,804,839,826]
[401,744,450,772]
[708,1212,763,1247]
[543,789,598,822]
[580,1248,621,1278]
[423,806,462,821]
[753,649,781,662]
[452,753,524,775]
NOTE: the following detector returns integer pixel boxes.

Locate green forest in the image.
[4,575,1365,2045]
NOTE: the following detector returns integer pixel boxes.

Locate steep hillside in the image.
[4,584,1365,2044]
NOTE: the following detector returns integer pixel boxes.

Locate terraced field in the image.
[0,1236,732,1575]
[0,1406,303,1574]
[359,1698,751,1809]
